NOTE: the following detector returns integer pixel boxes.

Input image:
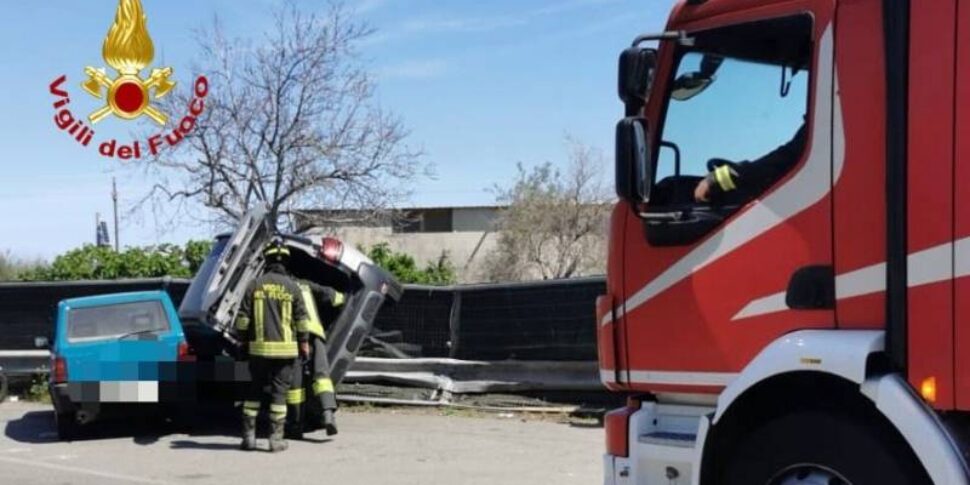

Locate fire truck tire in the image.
[721,409,928,485]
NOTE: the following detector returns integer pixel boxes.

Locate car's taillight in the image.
[177,341,195,362]
[320,237,344,263]
[52,356,68,383]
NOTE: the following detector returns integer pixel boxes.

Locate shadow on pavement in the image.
[3,405,241,445]
[4,410,60,444]
[170,439,241,451]
[299,435,334,444]
[568,421,604,429]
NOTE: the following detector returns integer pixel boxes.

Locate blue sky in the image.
[0,0,676,259]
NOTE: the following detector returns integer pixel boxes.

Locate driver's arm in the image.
[695,124,808,202]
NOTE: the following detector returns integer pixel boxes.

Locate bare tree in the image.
[483,140,613,282]
[136,2,425,226]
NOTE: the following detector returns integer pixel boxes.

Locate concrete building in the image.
[297,206,501,282]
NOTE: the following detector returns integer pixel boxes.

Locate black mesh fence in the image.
[0,276,605,361]
[454,278,605,361]
[0,279,190,350]
[365,286,454,358]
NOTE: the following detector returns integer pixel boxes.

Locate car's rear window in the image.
[67,300,170,342]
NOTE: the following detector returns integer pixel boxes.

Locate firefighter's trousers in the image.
[286,335,337,426]
[243,357,296,424]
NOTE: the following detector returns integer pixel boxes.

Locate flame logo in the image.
[102,0,154,75]
[82,0,174,125]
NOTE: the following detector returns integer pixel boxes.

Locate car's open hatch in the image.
[178,206,403,383]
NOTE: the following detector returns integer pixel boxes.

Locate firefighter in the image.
[235,239,310,452]
[286,280,344,438]
[694,123,807,203]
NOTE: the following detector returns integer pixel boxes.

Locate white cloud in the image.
[378,59,448,80]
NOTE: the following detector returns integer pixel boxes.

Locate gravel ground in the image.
[0,400,603,485]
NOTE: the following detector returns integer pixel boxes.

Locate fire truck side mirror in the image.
[615,116,653,204]
[618,47,657,116]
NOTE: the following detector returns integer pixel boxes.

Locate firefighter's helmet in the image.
[264,237,291,261]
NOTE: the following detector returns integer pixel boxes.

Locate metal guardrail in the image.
[0,350,49,377]
[0,365,7,402]
[0,352,603,394]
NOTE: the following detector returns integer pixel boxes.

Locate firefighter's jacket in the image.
[297,281,345,339]
[236,271,309,359]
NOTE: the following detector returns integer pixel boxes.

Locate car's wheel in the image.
[55,411,80,441]
[722,410,929,485]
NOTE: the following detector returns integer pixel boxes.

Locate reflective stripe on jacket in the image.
[236,271,309,358]
[298,282,345,339]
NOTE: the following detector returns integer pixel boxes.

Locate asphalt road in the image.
[0,401,602,485]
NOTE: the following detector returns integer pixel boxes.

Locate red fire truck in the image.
[600,0,970,483]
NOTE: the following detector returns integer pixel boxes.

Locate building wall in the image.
[452,207,498,232]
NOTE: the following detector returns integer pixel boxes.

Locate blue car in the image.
[48,291,192,438]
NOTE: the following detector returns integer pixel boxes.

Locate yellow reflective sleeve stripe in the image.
[286,388,306,404]
[333,292,345,307]
[282,300,292,343]
[296,319,310,334]
[313,378,335,395]
[300,285,326,338]
[254,291,265,343]
[714,165,737,191]
[249,341,299,358]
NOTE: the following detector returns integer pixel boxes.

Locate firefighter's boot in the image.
[269,419,288,452]
[322,409,338,436]
[240,416,257,451]
[284,402,303,440]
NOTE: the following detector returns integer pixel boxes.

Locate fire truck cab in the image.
[600,0,970,483]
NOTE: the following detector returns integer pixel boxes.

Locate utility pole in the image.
[112,177,119,252]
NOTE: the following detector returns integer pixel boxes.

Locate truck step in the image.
[638,431,697,448]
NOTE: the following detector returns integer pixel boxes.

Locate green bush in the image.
[20,240,213,281]
[364,243,456,285]
[24,373,50,403]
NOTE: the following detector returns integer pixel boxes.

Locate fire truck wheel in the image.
[722,409,928,485]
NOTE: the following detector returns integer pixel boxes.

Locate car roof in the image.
[60,291,169,309]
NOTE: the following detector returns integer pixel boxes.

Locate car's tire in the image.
[721,410,929,485]
[55,411,80,441]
